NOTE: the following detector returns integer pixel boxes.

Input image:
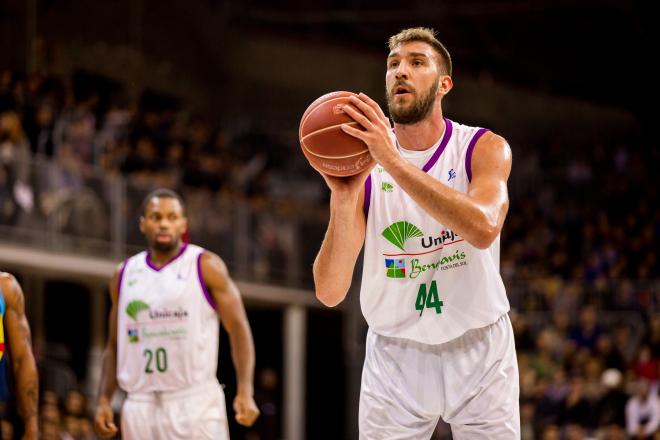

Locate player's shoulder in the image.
[479,130,508,147]
[0,272,21,307]
[470,130,512,178]
[474,131,510,161]
[0,272,17,290]
[199,250,228,274]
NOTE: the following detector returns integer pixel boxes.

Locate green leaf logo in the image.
[126,300,150,321]
[381,182,394,192]
[382,221,424,251]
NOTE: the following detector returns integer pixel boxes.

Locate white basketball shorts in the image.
[121,380,230,440]
[359,313,520,439]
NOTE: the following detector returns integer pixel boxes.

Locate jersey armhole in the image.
[117,259,128,298]
[363,175,372,218]
[196,252,218,311]
[465,128,490,182]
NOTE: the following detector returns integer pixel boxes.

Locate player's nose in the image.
[394,62,410,79]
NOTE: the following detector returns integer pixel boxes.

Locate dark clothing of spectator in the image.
[595,388,629,428]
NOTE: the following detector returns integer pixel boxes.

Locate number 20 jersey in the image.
[360,118,510,345]
[116,244,219,393]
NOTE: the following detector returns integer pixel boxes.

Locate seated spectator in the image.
[632,345,659,384]
[625,379,660,439]
[558,376,592,428]
[595,369,628,432]
[595,333,627,372]
[1,420,13,440]
[569,304,602,351]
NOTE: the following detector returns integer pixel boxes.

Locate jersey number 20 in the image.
[143,347,168,373]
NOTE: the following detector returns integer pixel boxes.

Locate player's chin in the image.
[152,239,177,252]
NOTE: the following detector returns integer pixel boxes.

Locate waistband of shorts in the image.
[126,379,220,402]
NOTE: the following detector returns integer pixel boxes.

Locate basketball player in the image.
[94,189,259,439]
[313,28,519,438]
[0,272,38,439]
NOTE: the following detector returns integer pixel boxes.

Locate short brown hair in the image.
[388,27,452,76]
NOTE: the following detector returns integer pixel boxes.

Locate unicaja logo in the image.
[125,300,149,344]
[126,300,150,321]
[382,221,424,252]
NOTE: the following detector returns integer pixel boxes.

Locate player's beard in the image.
[150,236,180,253]
[387,75,440,124]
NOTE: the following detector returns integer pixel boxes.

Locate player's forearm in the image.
[14,352,38,436]
[97,346,118,403]
[313,193,365,306]
[384,158,501,249]
[229,325,256,396]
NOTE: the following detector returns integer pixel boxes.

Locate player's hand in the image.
[340,93,400,169]
[233,393,260,427]
[94,401,118,438]
[319,162,374,198]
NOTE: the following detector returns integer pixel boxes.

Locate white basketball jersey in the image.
[116,244,219,393]
[360,118,510,345]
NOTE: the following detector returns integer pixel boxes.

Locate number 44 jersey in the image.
[360,119,510,345]
[116,244,219,393]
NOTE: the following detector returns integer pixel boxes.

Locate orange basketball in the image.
[299,91,373,177]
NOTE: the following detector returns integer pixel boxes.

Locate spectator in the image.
[569,304,602,351]
[632,345,659,384]
[26,101,56,158]
[625,379,660,439]
[558,376,591,428]
[595,333,627,372]
[0,111,33,224]
[595,369,628,433]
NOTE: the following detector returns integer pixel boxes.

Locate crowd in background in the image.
[1,69,317,283]
[2,69,659,439]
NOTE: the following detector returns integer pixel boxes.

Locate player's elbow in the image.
[315,287,346,307]
[470,225,499,249]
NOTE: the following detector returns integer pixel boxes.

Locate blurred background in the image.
[0,0,658,439]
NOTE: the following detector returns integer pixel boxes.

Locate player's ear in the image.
[139,216,146,234]
[438,75,453,97]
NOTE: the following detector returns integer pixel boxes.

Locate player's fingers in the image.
[236,408,258,427]
[340,124,368,141]
[341,104,373,129]
[357,93,388,122]
[248,407,260,424]
[95,412,118,437]
[348,96,380,124]
[358,92,387,119]
[97,423,117,438]
[235,408,250,426]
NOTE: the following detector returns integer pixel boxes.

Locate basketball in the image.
[299,91,373,177]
